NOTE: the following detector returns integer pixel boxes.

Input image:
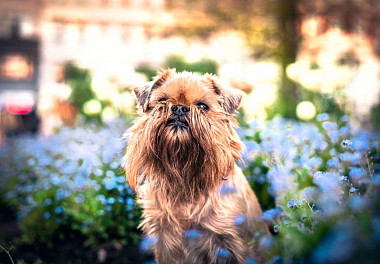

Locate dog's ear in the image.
[205,74,244,115]
[133,69,175,112]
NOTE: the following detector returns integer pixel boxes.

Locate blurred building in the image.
[0,0,253,136]
[0,0,41,142]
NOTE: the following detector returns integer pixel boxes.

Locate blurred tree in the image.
[63,62,99,119]
[136,55,218,81]
[298,0,380,58]
[163,54,218,74]
[165,0,380,119]
[135,63,157,80]
[166,0,301,118]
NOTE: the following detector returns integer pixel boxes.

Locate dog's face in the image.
[125,69,244,199]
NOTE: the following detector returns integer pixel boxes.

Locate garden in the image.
[1,99,379,263]
[1,0,380,263]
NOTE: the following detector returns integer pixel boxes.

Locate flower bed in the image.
[0,119,140,247]
[240,115,380,263]
[1,115,379,263]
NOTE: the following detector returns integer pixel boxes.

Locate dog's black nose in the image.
[171,105,189,117]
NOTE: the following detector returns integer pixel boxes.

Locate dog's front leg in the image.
[151,224,187,264]
[183,228,248,264]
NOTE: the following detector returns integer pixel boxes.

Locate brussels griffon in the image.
[124,69,268,264]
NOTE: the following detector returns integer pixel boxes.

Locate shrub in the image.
[163,54,218,75]
[0,119,140,247]
[0,114,379,263]
[64,62,97,118]
[240,114,380,263]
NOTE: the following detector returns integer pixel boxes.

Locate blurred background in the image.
[0,0,379,142]
[1,1,380,263]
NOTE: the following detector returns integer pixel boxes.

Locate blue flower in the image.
[340,139,352,148]
[27,158,36,167]
[110,161,119,169]
[262,207,282,223]
[43,199,53,206]
[244,258,256,264]
[76,194,84,203]
[287,200,299,209]
[51,173,61,185]
[259,236,275,251]
[234,214,247,226]
[185,229,201,240]
[313,171,341,194]
[96,194,106,204]
[218,184,238,196]
[322,121,338,131]
[126,197,135,210]
[43,212,51,219]
[327,157,341,169]
[242,141,261,161]
[349,168,366,183]
[114,176,125,183]
[126,197,134,205]
[311,226,354,263]
[215,248,231,260]
[327,130,339,144]
[300,214,307,222]
[316,113,330,121]
[55,206,64,214]
[75,176,87,189]
[55,189,70,200]
[140,235,157,253]
[107,197,115,204]
[306,157,322,169]
[106,170,115,177]
[349,187,358,194]
[104,177,117,190]
[300,187,317,203]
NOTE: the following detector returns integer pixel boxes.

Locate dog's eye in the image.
[196,103,209,111]
[158,98,168,103]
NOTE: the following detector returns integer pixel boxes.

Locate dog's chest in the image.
[144,194,211,231]
[172,199,210,226]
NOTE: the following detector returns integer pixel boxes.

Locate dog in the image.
[124,69,269,263]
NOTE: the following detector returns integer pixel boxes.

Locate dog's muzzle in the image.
[171,105,189,117]
[168,104,189,128]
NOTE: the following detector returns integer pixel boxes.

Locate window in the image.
[78,21,86,44]
[100,0,110,6]
[0,54,33,81]
[121,24,129,43]
[121,0,129,7]
[54,21,65,45]
[76,0,87,5]
[52,0,66,5]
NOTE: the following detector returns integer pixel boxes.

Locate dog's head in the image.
[125,69,244,199]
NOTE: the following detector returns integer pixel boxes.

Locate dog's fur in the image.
[124,69,268,263]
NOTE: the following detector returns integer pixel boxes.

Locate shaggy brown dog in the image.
[124,69,268,264]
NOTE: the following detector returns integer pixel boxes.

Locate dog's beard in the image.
[125,105,242,202]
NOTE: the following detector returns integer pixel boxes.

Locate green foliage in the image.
[241,115,380,263]
[63,62,99,118]
[13,168,141,248]
[163,54,218,74]
[63,62,102,122]
[135,55,218,81]
[0,244,15,264]
[0,121,141,248]
[301,88,346,122]
[370,99,380,130]
[135,63,157,81]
